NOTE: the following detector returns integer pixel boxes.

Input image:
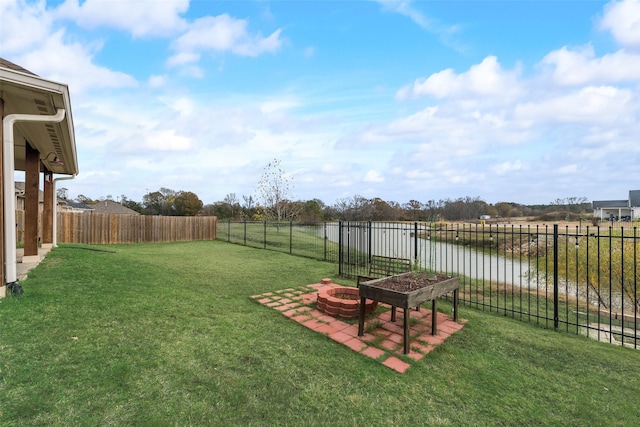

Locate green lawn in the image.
[1,241,638,426]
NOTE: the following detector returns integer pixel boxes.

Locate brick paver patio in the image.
[250,278,466,373]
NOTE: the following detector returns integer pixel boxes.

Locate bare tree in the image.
[403,200,423,221]
[223,193,240,219]
[241,194,256,219]
[257,159,299,221]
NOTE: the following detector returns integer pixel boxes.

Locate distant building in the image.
[58,200,94,213]
[15,182,62,211]
[592,190,639,221]
[88,200,140,215]
[14,182,39,211]
[16,182,90,213]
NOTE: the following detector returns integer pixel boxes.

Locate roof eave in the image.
[0,66,79,176]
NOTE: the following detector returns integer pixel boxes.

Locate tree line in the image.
[203,194,592,223]
[58,159,591,222]
[58,187,204,217]
[60,188,591,223]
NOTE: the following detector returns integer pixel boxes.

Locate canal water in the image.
[326,222,636,311]
[325,222,537,288]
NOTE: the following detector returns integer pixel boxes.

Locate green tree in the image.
[201,203,218,217]
[143,191,166,215]
[207,202,231,219]
[298,199,324,224]
[495,202,513,220]
[143,188,177,215]
[120,194,144,214]
[76,194,94,204]
[173,191,203,216]
[371,198,395,221]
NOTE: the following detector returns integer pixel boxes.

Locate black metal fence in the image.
[218,220,639,348]
[217,221,340,262]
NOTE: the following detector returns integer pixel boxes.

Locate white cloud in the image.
[148,75,167,88]
[139,129,192,152]
[169,14,282,65]
[514,86,633,124]
[492,160,524,175]
[166,97,195,117]
[167,51,201,67]
[396,56,522,100]
[16,30,137,94]
[363,170,384,182]
[259,98,300,114]
[540,45,640,85]
[557,164,579,174]
[373,0,461,47]
[375,0,433,29]
[0,0,137,94]
[54,0,189,37]
[0,0,52,54]
[599,0,640,48]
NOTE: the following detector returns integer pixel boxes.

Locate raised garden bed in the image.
[358,272,460,354]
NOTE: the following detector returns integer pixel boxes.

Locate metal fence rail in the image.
[218,220,639,348]
[217,220,340,262]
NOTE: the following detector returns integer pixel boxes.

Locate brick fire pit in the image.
[316,286,378,319]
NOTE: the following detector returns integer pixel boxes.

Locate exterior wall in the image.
[594,207,634,221]
[592,190,639,221]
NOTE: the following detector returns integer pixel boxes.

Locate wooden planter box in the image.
[358,273,460,354]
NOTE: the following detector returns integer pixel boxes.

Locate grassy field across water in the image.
[1,241,638,426]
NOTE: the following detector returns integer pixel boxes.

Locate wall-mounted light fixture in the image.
[41,151,64,166]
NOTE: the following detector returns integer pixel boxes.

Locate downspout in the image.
[2,109,66,286]
[52,174,76,247]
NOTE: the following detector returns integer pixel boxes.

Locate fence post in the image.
[368,221,372,263]
[323,222,327,261]
[263,221,267,249]
[414,222,418,265]
[338,221,343,276]
[553,224,559,329]
[289,221,293,254]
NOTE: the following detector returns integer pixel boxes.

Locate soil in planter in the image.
[373,272,453,292]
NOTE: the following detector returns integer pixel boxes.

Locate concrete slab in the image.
[15,247,51,281]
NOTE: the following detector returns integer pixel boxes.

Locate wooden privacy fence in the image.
[56,212,217,244]
[16,210,26,244]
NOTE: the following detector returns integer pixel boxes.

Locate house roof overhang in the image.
[1,62,79,175]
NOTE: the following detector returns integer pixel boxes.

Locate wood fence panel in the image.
[55,212,217,244]
[16,210,24,244]
[16,211,218,245]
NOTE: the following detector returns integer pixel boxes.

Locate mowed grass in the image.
[1,241,639,426]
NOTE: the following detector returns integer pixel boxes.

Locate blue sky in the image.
[2,0,639,207]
